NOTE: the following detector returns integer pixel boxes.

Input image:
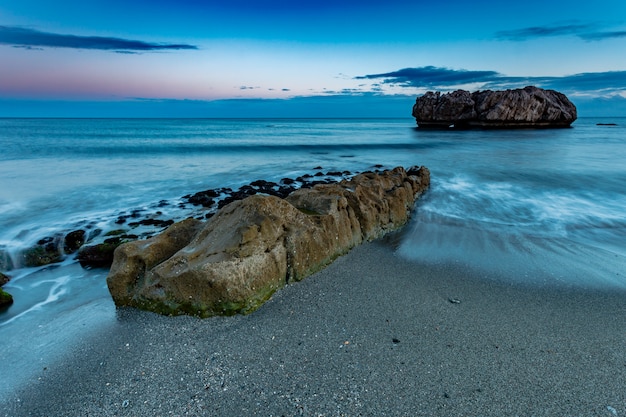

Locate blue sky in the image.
[1,0,626,117]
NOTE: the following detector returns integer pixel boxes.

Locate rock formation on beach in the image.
[412,86,577,128]
[5,168,365,272]
[106,166,430,317]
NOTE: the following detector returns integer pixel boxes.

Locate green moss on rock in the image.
[0,288,13,310]
[104,229,127,237]
[77,239,131,268]
[132,280,281,318]
[21,245,64,267]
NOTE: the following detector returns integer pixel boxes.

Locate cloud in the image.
[495,22,626,42]
[544,70,626,93]
[579,30,626,41]
[0,25,197,52]
[356,66,502,88]
[356,66,519,89]
[356,66,626,96]
[495,23,595,41]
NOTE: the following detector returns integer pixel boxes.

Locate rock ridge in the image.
[412,86,577,129]
[106,166,430,317]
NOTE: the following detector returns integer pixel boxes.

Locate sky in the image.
[1,0,626,117]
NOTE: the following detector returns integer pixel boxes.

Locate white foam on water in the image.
[0,274,71,327]
[400,170,626,289]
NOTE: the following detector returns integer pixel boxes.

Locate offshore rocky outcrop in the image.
[106,166,430,317]
[412,86,577,128]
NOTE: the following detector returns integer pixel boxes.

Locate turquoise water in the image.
[1,117,625,397]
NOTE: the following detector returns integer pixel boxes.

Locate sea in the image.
[1,117,625,398]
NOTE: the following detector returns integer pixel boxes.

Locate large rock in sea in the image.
[107,166,430,317]
[412,86,577,128]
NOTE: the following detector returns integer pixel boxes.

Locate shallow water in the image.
[1,117,625,398]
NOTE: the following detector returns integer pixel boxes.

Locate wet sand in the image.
[2,236,626,416]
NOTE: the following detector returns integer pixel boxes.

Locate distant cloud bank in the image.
[0,25,197,52]
[356,67,501,88]
[357,66,626,97]
[495,22,626,42]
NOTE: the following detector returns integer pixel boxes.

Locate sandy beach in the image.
[1,233,625,416]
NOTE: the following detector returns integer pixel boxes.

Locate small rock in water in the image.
[21,236,64,267]
[77,240,128,269]
[64,230,86,254]
[0,271,10,286]
[0,287,13,310]
[128,218,174,228]
[0,249,13,271]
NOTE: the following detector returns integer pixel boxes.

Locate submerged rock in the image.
[0,273,12,310]
[0,271,10,287]
[0,288,12,310]
[0,249,13,271]
[17,229,86,268]
[77,236,133,269]
[413,86,577,129]
[107,166,430,317]
[64,230,86,254]
[20,236,64,267]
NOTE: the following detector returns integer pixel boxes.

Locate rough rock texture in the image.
[105,217,203,302]
[0,249,13,271]
[63,230,86,254]
[107,166,430,317]
[77,237,133,269]
[0,272,12,310]
[20,236,64,267]
[0,271,9,287]
[0,288,12,310]
[412,86,577,128]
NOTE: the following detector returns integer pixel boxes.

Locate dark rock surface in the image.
[0,271,9,287]
[0,272,12,310]
[20,236,64,267]
[63,230,86,254]
[0,288,12,310]
[76,236,134,269]
[0,249,13,271]
[413,86,577,129]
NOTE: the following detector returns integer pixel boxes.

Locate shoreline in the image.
[2,235,625,416]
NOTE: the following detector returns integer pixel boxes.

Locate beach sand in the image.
[2,234,625,416]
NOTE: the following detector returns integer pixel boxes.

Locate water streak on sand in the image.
[0,275,70,327]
